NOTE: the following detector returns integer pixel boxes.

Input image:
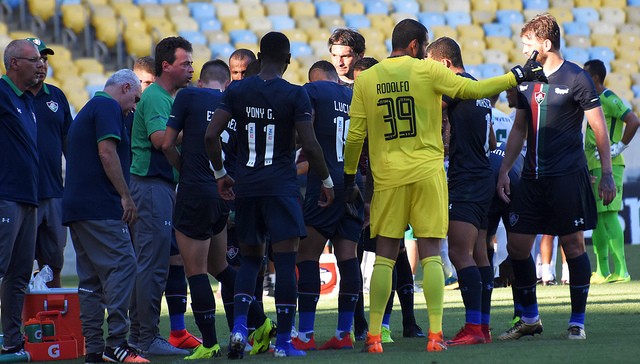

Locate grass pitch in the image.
[54,245,640,363]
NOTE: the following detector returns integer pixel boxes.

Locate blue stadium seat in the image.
[60,0,81,4]
[316,1,341,17]
[572,7,599,23]
[522,0,549,10]
[210,42,235,60]
[480,63,506,79]
[632,85,640,98]
[418,12,446,27]
[158,0,181,4]
[180,30,207,46]
[199,19,222,32]
[588,46,615,64]
[392,0,420,14]
[495,10,524,25]
[134,0,159,5]
[562,46,590,64]
[563,21,591,36]
[444,11,471,28]
[290,41,313,57]
[269,15,295,30]
[483,23,511,38]
[229,29,258,45]
[465,64,482,80]
[344,14,371,29]
[364,0,389,15]
[189,2,216,22]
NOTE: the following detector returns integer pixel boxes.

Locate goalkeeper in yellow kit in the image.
[342,19,545,353]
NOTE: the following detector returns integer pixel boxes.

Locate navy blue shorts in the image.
[173,196,229,240]
[235,195,306,245]
[449,175,494,230]
[303,187,364,243]
[508,168,597,236]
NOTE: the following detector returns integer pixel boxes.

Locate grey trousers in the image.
[0,200,36,347]
[128,176,175,348]
[70,220,136,353]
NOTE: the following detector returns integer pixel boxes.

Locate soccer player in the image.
[205,32,335,358]
[583,59,639,284]
[328,28,366,87]
[229,49,256,81]
[63,69,147,363]
[496,14,617,341]
[291,60,363,351]
[426,36,494,346]
[0,39,42,356]
[25,37,72,288]
[343,18,542,354]
[129,36,194,356]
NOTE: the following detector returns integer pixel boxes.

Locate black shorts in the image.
[449,199,492,230]
[173,196,229,240]
[508,168,597,236]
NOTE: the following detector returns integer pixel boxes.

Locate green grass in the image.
[53,245,640,363]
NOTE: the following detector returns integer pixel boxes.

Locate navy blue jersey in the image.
[217,75,313,197]
[124,111,134,142]
[444,72,493,201]
[516,61,600,178]
[62,92,130,224]
[490,142,523,187]
[33,83,72,199]
[303,80,353,189]
[221,117,238,178]
[167,87,223,199]
[0,75,38,206]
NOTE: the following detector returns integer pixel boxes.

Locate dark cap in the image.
[26,37,54,56]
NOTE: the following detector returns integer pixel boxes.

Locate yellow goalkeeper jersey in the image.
[344,55,517,190]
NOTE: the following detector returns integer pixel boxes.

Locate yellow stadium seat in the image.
[591,33,618,48]
[457,24,485,39]
[296,16,321,31]
[486,36,516,53]
[368,14,395,38]
[61,4,88,34]
[66,90,90,113]
[0,22,7,35]
[471,10,495,25]
[215,3,240,19]
[173,16,198,32]
[508,48,526,62]
[319,15,345,29]
[616,47,640,62]
[124,18,147,35]
[359,27,386,45]
[391,12,417,24]
[483,49,509,65]
[112,3,142,20]
[221,18,247,33]
[237,0,261,7]
[342,0,365,15]
[47,44,72,62]
[306,27,332,43]
[205,30,230,45]
[51,61,79,81]
[248,17,272,34]
[234,42,259,53]
[75,58,104,75]
[191,44,211,60]
[310,40,328,57]
[147,19,175,42]
[95,17,120,48]
[564,34,591,48]
[125,33,153,58]
[472,0,497,12]
[590,21,616,35]
[447,0,471,12]
[241,4,266,21]
[626,7,640,25]
[110,0,132,4]
[419,0,446,12]
[464,52,484,65]
[164,4,190,21]
[266,3,290,17]
[602,0,626,8]
[610,59,639,75]
[141,4,165,21]
[460,38,486,53]
[85,0,107,5]
[575,0,601,7]
[550,0,575,8]
[599,8,625,25]
[83,72,109,87]
[616,32,640,49]
[9,30,36,40]
[497,0,523,11]
[281,29,308,43]
[618,23,640,35]
[523,10,542,22]
[289,2,313,18]
[548,7,574,24]
[430,25,458,41]
[28,0,55,22]
[367,43,389,61]
[604,72,631,89]
[632,98,640,114]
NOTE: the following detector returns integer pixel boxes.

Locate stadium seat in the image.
[265,2,289,17]
[495,10,524,25]
[368,14,395,35]
[229,29,258,45]
[418,12,446,27]
[483,23,511,37]
[563,21,591,36]
[445,11,472,28]
[164,3,190,21]
[572,7,599,23]
[457,24,484,39]
[191,43,212,60]
[497,0,523,11]
[215,3,240,19]
[486,36,515,53]
[188,2,216,22]
[392,0,420,14]
[241,4,266,21]
[342,0,365,15]
[460,38,486,53]
[575,0,601,7]
[289,2,315,18]
[610,59,639,75]
[344,14,371,29]
[296,16,321,31]
[601,0,625,7]
[85,84,104,98]
[446,0,471,12]
[320,15,346,29]
[523,0,549,9]
[93,16,120,48]
[61,4,88,34]
[563,46,590,64]
[125,32,153,58]
[480,63,506,78]
[365,0,389,15]
[632,85,640,99]
[205,30,230,45]
[75,58,105,75]
[591,33,618,48]
[281,28,308,43]
[471,10,495,25]
[564,34,591,48]
[605,72,631,90]
[315,1,341,17]
[141,3,165,20]
[179,30,207,45]
[472,0,497,12]
[463,51,484,65]
[588,46,615,64]
[483,49,509,65]
[625,7,640,25]
[173,16,198,32]
[358,27,386,45]
[268,15,295,30]
[430,25,458,40]
[305,27,331,43]
[220,18,247,33]
[590,21,616,35]
[290,41,313,58]
[27,0,55,22]
[550,0,575,7]
[199,18,222,32]
[113,3,143,22]
[418,0,446,12]
[615,47,640,63]
[210,42,235,60]
[548,7,574,24]
[599,7,625,25]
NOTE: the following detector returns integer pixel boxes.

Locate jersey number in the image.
[246,122,275,167]
[379,96,417,140]
[334,116,350,162]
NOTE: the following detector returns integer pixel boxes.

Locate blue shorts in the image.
[173,196,229,240]
[235,195,306,245]
[303,187,364,243]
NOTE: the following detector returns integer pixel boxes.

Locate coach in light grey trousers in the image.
[62,70,141,359]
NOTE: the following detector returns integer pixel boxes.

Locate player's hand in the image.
[598,172,616,206]
[216,174,235,201]
[496,172,511,204]
[319,186,335,208]
[121,196,138,225]
[511,50,547,84]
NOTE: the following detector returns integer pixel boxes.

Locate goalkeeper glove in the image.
[511,50,548,84]
[597,141,628,160]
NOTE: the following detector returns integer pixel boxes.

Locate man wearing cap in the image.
[25,37,73,288]
[0,39,44,354]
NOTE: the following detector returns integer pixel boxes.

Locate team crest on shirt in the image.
[46,101,58,112]
[534,90,546,104]
[227,246,239,260]
[509,213,519,226]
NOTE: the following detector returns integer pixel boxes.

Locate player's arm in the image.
[98,138,137,224]
[489,122,497,151]
[161,126,181,171]
[204,108,235,200]
[617,110,640,150]
[586,106,616,205]
[296,120,334,207]
[496,109,527,203]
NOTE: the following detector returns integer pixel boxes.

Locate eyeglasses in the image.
[14,56,46,64]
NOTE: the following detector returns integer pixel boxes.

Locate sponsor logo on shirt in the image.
[554,87,569,95]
